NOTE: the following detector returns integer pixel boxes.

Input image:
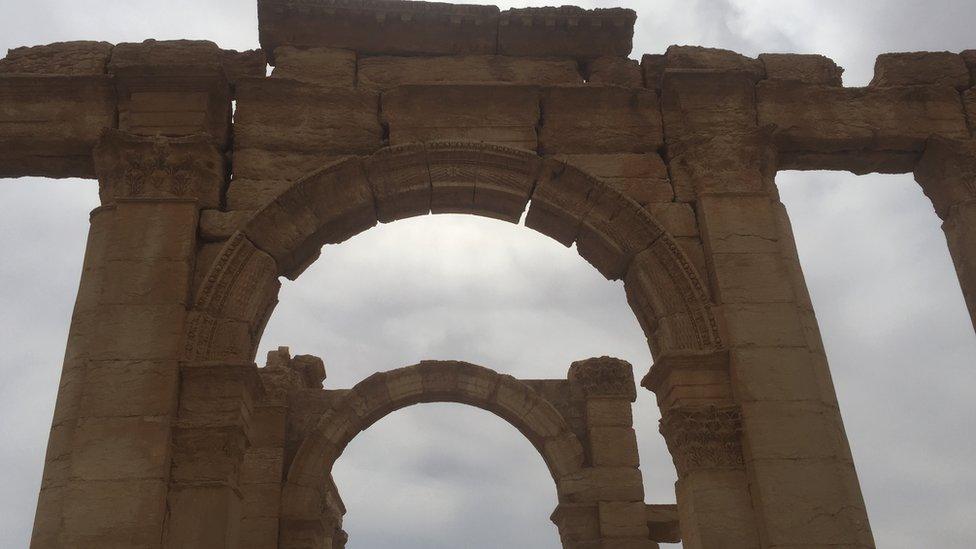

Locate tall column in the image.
[29,129,226,548]
[661,68,874,548]
[915,137,976,332]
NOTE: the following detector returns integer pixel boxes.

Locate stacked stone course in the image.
[3,0,976,548]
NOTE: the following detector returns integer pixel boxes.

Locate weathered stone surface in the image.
[871,51,970,90]
[585,57,643,87]
[219,48,267,88]
[759,53,843,86]
[383,84,540,150]
[235,78,382,154]
[0,75,115,178]
[259,0,500,58]
[758,80,969,173]
[665,45,764,80]
[640,54,665,90]
[914,137,976,219]
[271,46,355,86]
[358,54,581,91]
[498,7,636,58]
[109,40,231,146]
[554,153,674,205]
[0,41,113,75]
[200,210,252,241]
[540,86,663,154]
[227,178,290,211]
[962,50,976,86]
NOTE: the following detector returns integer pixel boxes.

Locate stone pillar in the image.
[29,129,226,548]
[915,137,976,333]
[556,357,656,549]
[644,351,760,549]
[661,67,874,548]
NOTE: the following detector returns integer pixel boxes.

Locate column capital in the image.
[659,405,744,478]
[568,356,637,402]
[93,129,226,208]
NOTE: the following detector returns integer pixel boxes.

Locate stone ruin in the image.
[3,0,975,547]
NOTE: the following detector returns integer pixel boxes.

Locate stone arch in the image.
[277,360,585,547]
[184,141,722,364]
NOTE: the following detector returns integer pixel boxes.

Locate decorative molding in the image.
[568,356,637,401]
[659,405,744,477]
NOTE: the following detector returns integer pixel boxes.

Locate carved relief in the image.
[93,129,225,208]
[659,405,744,477]
[567,357,637,401]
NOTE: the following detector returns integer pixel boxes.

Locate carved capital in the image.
[568,356,637,401]
[659,405,744,477]
[94,129,225,207]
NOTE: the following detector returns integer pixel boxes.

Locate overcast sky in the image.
[1,1,975,548]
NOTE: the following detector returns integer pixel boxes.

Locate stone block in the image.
[258,0,499,58]
[235,78,382,154]
[914,137,976,219]
[871,51,970,90]
[585,399,633,427]
[646,203,697,237]
[551,503,600,543]
[661,69,758,137]
[359,54,581,91]
[240,517,280,549]
[242,482,282,518]
[0,75,115,178]
[664,45,764,80]
[576,189,665,279]
[70,416,172,480]
[697,194,781,255]
[965,89,976,138]
[722,302,807,348]
[757,81,969,173]
[383,84,540,150]
[640,53,665,90]
[599,501,650,538]
[100,258,193,305]
[558,466,645,503]
[740,401,849,462]
[498,7,636,58]
[710,252,796,304]
[540,86,663,154]
[674,470,760,548]
[67,304,187,362]
[79,361,179,418]
[200,210,252,242]
[219,48,267,88]
[589,426,640,467]
[105,201,198,261]
[233,148,342,182]
[554,153,674,205]
[759,53,843,85]
[585,57,643,87]
[644,504,681,544]
[271,46,356,86]
[0,41,113,75]
[63,479,168,547]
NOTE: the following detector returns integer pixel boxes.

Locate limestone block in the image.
[271,46,356,86]
[79,361,178,418]
[589,426,640,467]
[164,485,243,548]
[942,201,976,328]
[675,236,707,286]
[540,86,663,154]
[240,517,280,549]
[710,252,796,304]
[722,303,807,348]
[100,258,193,306]
[365,144,432,222]
[646,203,697,238]
[110,40,231,146]
[962,50,976,85]
[0,41,113,75]
[233,148,343,183]
[383,84,540,150]
[871,51,970,90]
[599,501,649,538]
[585,399,633,427]
[550,503,600,543]
[644,504,681,544]
[640,54,665,90]
[697,194,780,255]
[498,7,637,58]
[558,466,645,503]
[200,210,253,242]
[759,53,843,86]
[585,57,643,87]
[235,78,382,154]
[191,234,281,326]
[358,54,581,91]
[664,45,764,80]
[600,539,657,549]
[242,482,282,518]
[69,416,172,480]
[0,75,115,178]
[748,458,873,547]
[219,48,267,88]
[258,0,499,58]
[104,201,198,262]
[661,69,758,136]
[554,153,673,206]
[63,479,168,547]
[674,470,760,548]
[740,401,849,461]
[966,89,976,137]
[66,304,187,362]
[757,81,969,173]
[642,350,732,411]
[914,137,976,219]
[576,189,665,279]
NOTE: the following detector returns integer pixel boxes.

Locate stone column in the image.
[644,351,760,549]
[915,137,976,333]
[29,129,226,548]
[555,357,656,549]
[661,67,874,548]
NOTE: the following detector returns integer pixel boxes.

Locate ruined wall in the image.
[2,0,976,548]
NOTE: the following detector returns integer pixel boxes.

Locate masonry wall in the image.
[2,1,976,548]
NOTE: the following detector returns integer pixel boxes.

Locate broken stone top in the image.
[258,0,636,60]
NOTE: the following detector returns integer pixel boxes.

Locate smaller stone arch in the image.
[278,360,586,547]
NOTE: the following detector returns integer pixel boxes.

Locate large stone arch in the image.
[184,141,723,365]
[278,360,586,546]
